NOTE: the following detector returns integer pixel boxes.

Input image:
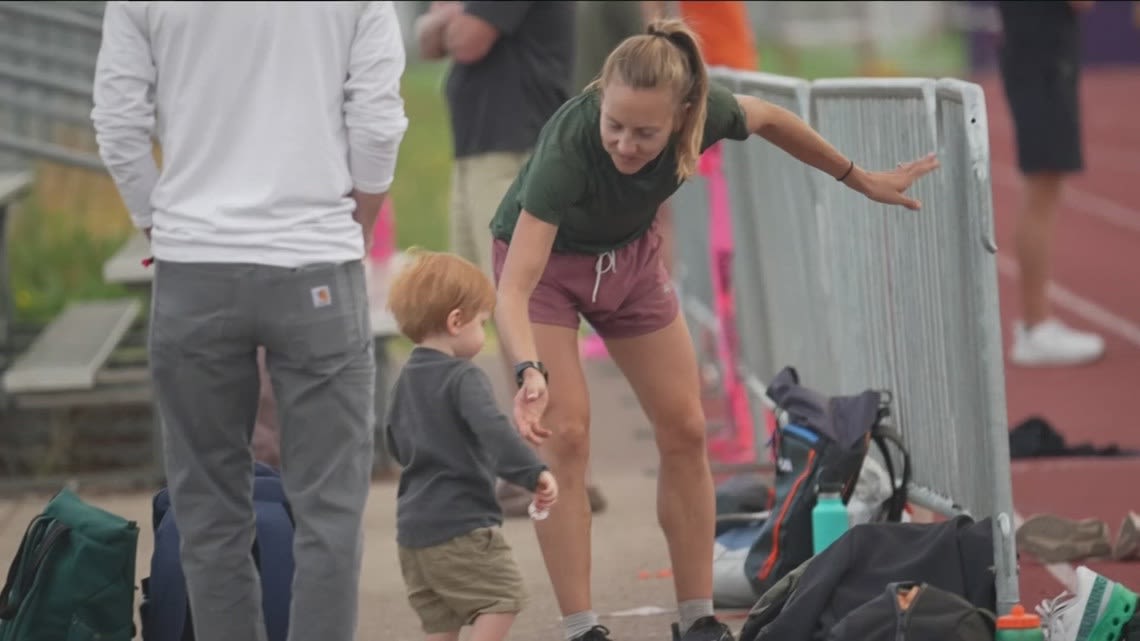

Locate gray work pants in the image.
[149,259,375,641]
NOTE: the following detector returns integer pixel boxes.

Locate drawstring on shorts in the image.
[591,250,617,303]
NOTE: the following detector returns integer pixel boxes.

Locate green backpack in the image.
[0,487,139,641]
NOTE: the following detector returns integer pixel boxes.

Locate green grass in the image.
[388,61,453,251]
[7,203,132,325]
[6,34,967,326]
[756,32,967,79]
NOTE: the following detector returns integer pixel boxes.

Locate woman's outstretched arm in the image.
[734,94,940,211]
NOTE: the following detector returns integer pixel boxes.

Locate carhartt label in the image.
[311,285,332,308]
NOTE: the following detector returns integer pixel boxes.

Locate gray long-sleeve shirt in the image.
[385,347,548,548]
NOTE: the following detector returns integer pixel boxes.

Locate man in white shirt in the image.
[91,3,408,640]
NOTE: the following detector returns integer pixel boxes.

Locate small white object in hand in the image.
[528,501,549,521]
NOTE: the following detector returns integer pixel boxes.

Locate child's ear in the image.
[446,308,464,335]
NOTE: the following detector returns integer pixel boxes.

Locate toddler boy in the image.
[385,249,558,641]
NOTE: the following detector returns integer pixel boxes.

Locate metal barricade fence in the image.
[675,68,1018,613]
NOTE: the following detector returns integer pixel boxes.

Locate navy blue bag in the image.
[139,462,296,641]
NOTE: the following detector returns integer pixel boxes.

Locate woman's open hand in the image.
[513,369,551,447]
[849,153,940,211]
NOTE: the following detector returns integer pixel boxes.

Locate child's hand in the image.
[533,471,558,512]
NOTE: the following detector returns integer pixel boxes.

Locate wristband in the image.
[837,160,855,182]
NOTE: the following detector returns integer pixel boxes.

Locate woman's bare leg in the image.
[604,314,716,617]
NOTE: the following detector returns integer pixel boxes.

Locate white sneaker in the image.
[1011,319,1106,367]
[1035,566,1137,641]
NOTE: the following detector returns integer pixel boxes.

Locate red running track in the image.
[977,66,1140,606]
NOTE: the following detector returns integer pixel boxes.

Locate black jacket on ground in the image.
[740,515,996,641]
[828,581,995,641]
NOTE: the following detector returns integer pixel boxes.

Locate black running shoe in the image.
[572,625,614,641]
[672,616,735,641]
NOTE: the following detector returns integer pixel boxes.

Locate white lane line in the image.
[991,164,1140,235]
[995,255,1140,350]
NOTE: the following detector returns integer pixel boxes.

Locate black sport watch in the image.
[514,361,548,388]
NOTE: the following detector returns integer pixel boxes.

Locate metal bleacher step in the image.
[3,298,141,394]
[0,170,32,203]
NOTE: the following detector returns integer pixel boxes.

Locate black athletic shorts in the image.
[997,2,1083,175]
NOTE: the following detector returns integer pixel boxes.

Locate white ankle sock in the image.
[563,610,599,640]
[678,598,715,634]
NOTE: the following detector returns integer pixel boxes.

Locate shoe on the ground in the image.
[572,625,613,641]
[672,616,735,641]
[586,484,608,514]
[1011,319,1105,367]
[1112,511,1140,561]
[1016,514,1112,563]
[496,481,608,518]
[1035,565,1138,641]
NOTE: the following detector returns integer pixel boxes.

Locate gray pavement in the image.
[0,353,747,640]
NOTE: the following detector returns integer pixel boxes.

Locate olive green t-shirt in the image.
[489,81,751,255]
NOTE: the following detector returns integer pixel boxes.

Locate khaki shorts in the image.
[450,150,530,279]
[397,527,527,634]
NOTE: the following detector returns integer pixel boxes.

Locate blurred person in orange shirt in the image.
[677,1,757,71]
[645,1,757,71]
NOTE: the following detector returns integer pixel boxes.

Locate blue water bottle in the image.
[811,481,849,555]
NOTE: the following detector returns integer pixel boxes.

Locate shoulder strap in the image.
[871,424,911,522]
[0,517,70,620]
[0,516,40,620]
